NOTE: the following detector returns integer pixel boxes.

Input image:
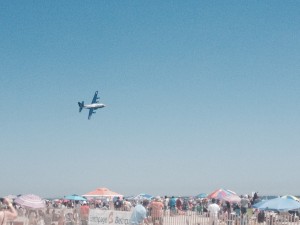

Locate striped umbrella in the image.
[207,188,241,202]
[14,194,46,209]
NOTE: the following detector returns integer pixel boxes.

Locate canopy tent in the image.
[207,188,241,203]
[82,187,123,199]
[253,197,300,212]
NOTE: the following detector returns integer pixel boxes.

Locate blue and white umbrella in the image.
[134,193,153,200]
[196,193,208,199]
[253,197,300,212]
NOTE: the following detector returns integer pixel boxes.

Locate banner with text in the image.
[89,209,131,225]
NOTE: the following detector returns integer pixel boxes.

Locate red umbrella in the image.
[14,194,46,209]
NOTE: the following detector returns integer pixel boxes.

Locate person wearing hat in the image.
[130,199,150,225]
[149,196,164,225]
[0,198,17,225]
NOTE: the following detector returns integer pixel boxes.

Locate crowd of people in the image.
[0,193,299,225]
[128,193,263,225]
[127,193,299,225]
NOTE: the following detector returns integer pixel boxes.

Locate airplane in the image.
[78,91,106,119]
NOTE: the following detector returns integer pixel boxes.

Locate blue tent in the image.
[253,197,300,212]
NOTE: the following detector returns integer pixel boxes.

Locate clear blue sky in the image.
[1,1,299,198]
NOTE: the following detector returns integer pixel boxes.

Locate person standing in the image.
[57,210,65,225]
[169,196,176,216]
[149,197,164,225]
[252,193,259,205]
[123,199,132,211]
[225,201,232,225]
[73,209,80,225]
[163,196,169,216]
[225,201,231,217]
[208,199,220,225]
[80,201,89,225]
[28,210,38,225]
[176,197,182,212]
[240,196,249,215]
[130,199,150,225]
[240,196,249,225]
[233,203,241,216]
[114,197,123,211]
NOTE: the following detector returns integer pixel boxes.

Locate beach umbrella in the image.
[227,190,238,195]
[253,197,300,212]
[207,188,240,202]
[124,196,135,200]
[196,193,208,199]
[82,187,123,198]
[281,195,300,202]
[223,194,241,203]
[14,194,46,209]
[64,194,86,201]
[134,193,153,200]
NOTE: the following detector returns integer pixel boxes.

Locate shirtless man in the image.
[0,198,17,225]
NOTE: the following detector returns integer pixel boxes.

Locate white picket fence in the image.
[7,208,300,225]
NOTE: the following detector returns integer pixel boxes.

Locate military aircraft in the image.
[78,91,106,119]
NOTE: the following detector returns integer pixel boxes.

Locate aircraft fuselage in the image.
[83,103,106,109]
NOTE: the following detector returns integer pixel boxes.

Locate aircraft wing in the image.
[91,91,99,104]
[88,108,95,120]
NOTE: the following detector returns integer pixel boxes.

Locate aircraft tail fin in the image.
[78,101,84,112]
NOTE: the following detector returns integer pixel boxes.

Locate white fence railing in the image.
[7,208,300,225]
